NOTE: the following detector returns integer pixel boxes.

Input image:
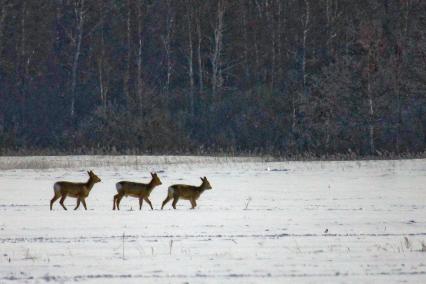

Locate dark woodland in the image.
[0,0,425,157]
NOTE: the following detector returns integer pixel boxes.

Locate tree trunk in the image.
[301,0,310,97]
[98,1,108,110]
[18,1,27,127]
[367,48,375,155]
[268,1,276,91]
[124,0,132,106]
[70,0,85,118]
[136,0,143,110]
[395,72,401,153]
[0,2,8,59]
[0,1,8,126]
[196,4,203,93]
[394,0,411,153]
[240,0,250,86]
[292,94,296,132]
[186,0,194,116]
[211,0,225,96]
[162,0,174,95]
[277,0,283,81]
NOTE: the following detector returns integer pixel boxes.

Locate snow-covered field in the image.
[0,156,425,283]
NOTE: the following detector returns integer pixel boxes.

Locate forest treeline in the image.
[0,0,425,156]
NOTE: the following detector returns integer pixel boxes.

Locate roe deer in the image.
[161,177,212,210]
[113,172,162,210]
[50,170,102,211]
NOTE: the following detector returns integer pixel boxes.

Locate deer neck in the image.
[147,179,156,192]
[86,177,96,190]
[197,183,207,193]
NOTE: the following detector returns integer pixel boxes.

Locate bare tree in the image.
[301,0,310,97]
[162,0,174,96]
[239,0,250,85]
[70,0,85,118]
[0,0,10,59]
[266,0,276,91]
[124,0,132,106]
[195,2,203,93]
[97,0,109,110]
[0,0,9,127]
[136,0,144,110]
[325,0,340,57]
[367,46,376,155]
[185,0,194,115]
[393,0,412,153]
[211,0,225,96]
[16,0,31,127]
[360,20,381,155]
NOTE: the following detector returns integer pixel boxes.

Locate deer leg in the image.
[144,197,153,210]
[139,197,143,210]
[50,194,60,210]
[81,198,87,210]
[74,198,81,210]
[116,194,123,210]
[172,197,179,209]
[59,194,68,210]
[161,196,172,209]
[113,194,119,210]
[190,198,197,209]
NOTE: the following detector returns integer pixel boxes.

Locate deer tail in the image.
[53,183,61,196]
[116,182,123,193]
[167,186,175,197]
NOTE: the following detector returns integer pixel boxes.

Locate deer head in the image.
[87,170,101,183]
[150,172,162,186]
[200,177,212,190]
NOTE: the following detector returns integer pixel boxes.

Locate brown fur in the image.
[50,170,102,210]
[161,177,212,210]
[113,172,162,210]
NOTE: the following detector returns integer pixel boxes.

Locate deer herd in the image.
[50,171,213,211]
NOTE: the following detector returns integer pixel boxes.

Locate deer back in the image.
[116,181,151,197]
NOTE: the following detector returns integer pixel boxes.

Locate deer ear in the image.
[204,176,207,180]
[87,171,90,175]
[200,177,203,181]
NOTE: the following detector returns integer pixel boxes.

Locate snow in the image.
[0,156,425,283]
